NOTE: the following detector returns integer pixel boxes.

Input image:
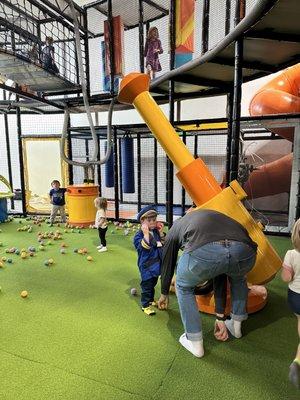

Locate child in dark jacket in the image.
[133,205,165,316]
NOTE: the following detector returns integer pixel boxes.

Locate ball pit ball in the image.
[21,252,27,259]
[7,258,13,264]
[130,288,137,296]
[1,256,7,262]
[60,248,66,254]
[0,262,3,268]
[73,248,78,253]
[44,260,49,266]
[78,249,83,254]
[48,258,54,265]
[20,290,28,298]
[5,248,10,253]
[87,256,93,261]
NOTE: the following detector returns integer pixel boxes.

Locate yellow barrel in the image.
[66,185,98,227]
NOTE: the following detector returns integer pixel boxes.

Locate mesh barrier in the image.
[86,0,261,95]
[0,0,85,86]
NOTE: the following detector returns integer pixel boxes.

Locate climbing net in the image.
[0,0,86,85]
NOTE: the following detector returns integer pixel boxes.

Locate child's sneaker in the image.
[142,306,156,316]
[97,245,103,250]
[179,333,204,358]
[289,361,300,389]
[98,246,107,253]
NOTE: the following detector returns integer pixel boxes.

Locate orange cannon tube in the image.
[118,73,221,206]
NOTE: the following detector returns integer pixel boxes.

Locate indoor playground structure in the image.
[0,1,300,400]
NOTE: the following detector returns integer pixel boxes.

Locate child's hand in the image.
[141,223,149,235]
[156,222,164,232]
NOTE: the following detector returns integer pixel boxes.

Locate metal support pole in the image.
[229,0,245,182]
[16,95,26,215]
[3,91,14,209]
[118,137,123,203]
[137,133,142,212]
[83,9,91,97]
[107,0,115,96]
[166,0,176,226]
[97,137,102,195]
[201,0,210,54]
[225,0,231,35]
[181,130,186,216]
[226,90,234,186]
[138,0,145,73]
[154,137,158,205]
[66,116,73,185]
[113,126,119,219]
[289,123,300,228]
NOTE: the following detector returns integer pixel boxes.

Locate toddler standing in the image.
[282,218,300,389]
[94,197,108,253]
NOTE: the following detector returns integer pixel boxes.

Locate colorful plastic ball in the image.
[7,259,12,264]
[86,256,93,261]
[48,258,54,265]
[60,248,66,254]
[78,249,83,254]
[1,257,6,262]
[73,248,78,253]
[21,252,27,259]
[15,249,20,255]
[130,288,137,296]
[44,260,49,266]
[0,262,4,268]
[5,248,10,253]
[20,290,28,298]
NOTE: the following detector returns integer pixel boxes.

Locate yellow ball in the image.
[20,290,28,298]
[0,262,3,268]
[21,252,27,259]
[48,258,54,265]
[78,249,83,254]
[87,256,93,261]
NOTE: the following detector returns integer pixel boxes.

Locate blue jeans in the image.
[176,241,257,341]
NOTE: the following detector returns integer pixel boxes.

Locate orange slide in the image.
[245,63,300,198]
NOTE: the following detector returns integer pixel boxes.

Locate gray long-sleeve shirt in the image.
[160,209,257,295]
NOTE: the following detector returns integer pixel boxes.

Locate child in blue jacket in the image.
[133,205,165,316]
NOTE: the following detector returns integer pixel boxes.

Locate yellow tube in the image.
[134,91,194,170]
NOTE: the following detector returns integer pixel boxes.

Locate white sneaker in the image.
[179,333,204,358]
[98,246,107,253]
[225,319,242,338]
[97,245,103,250]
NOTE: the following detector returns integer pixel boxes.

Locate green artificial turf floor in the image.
[0,218,299,400]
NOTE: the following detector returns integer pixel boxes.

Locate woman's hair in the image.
[291,218,300,252]
[147,27,159,39]
[46,36,54,45]
[94,197,107,210]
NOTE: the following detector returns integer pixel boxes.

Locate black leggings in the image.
[98,227,108,247]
